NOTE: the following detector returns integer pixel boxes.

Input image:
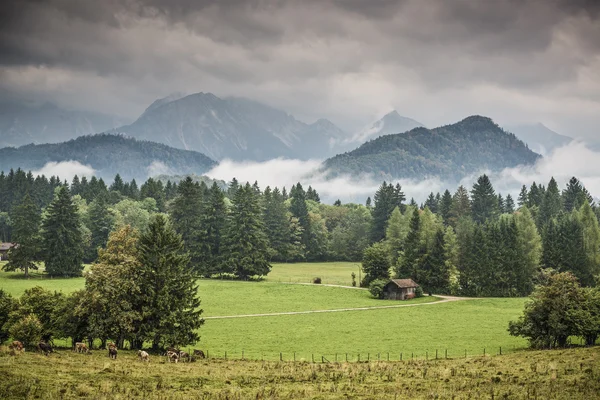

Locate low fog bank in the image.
[206,141,600,204]
[32,161,96,181]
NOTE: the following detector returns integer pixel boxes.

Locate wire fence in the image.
[181,346,523,363]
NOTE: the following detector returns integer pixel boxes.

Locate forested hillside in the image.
[324,116,540,180]
[2,166,598,299]
[0,134,216,181]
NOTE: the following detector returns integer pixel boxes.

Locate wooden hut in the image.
[0,243,16,261]
[383,279,419,300]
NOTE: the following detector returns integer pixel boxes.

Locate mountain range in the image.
[115,93,347,161]
[505,123,573,155]
[324,116,540,181]
[0,134,216,182]
[0,101,130,148]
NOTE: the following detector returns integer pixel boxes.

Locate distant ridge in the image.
[0,134,216,182]
[505,123,572,155]
[324,115,540,181]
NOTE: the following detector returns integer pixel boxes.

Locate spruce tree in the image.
[3,193,41,277]
[528,182,544,208]
[41,186,84,277]
[470,174,498,223]
[197,182,227,276]
[290,182,311,254]
[140,178,166,211]
[439,190,453,225]
[86,195,114,262]
[397,208,424,279]
[224,183,271,279]
[263,187,294,261]
[505,194,515,214]
[563,177,593,212]
[370,182,398,243]
[497,194,505,214]
[137,215,204,350]
[537,177,562,227]
[424,192,438,214]
[517,185,528,207]
[449,185,471,226]
[110,174,125,194]
[577,202,600,286]
[169,177,203,271]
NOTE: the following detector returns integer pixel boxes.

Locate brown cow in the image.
[193,349,206,359]
[179,351,190,362]
[9,341,24,354]
[166,351,179,363]
[74,342,89,353]
[108,347,118,360]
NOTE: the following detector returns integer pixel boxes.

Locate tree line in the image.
[1,168,599,298]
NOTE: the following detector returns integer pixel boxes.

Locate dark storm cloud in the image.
[0,0,599,137]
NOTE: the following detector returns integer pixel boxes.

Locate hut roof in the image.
[388,279,419,288]
[0,243,16,251]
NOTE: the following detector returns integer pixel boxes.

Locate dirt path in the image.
[203,295,473,320]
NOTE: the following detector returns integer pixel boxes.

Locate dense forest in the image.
[324,116,540,180]
[0,134,216,182]
[1,167,598,298]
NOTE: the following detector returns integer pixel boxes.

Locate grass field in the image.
[1,346,598,399]
[0,261,530,361]
[267,262,360,285]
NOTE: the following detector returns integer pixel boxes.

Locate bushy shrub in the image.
[0,289,16,343]
[8,314,43,348]
[313,277,321,284]
[369,279,388,299]
[415,286,424,298]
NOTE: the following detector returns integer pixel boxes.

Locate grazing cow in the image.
[9,341,24,353]
[74,342,89,353]
[107,342,116,349]
[166,351,179,363]
[193,349,206,359]
[179,351,190,362]
[38,341,53,355]
[108,347,118,360]
[138,350,150,362]
[166,347,180,354]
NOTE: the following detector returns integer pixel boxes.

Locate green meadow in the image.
[0,261,529,360]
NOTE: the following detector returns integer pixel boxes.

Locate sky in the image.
[1,0,600,138]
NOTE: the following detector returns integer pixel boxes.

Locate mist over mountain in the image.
[0,134,216,182]
[0,101,130,148]
[116,93,346,161]
[505,123,573,155]
[324,115,540,181]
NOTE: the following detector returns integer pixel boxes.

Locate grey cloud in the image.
[0,0,599,137]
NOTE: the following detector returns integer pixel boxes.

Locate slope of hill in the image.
[0,101,129,148]
[117,93,345,161]
[505,123,572,155]
[0,134,216,182]
[324,116,540,180]
[350,110,424,143]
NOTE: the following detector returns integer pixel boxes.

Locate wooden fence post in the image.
[400,353,402,361]
[445,349,447,359]
[436,350,438,360]
[242,350,244,360]
[280,352,283,362]
[499,347,502,355]
[293,352,296,362]
[484,348,486,357]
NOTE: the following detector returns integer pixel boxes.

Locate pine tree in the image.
[71,175,82,197]
[41,187,84,276]
[224,183,271,279]
[439,190,453,225]
[505,194,515,214]
[306,186,321,203]
[169,177,203,272]
[290,182,311,255]
[424,192,439,214]
[528,182,543,208]
[497,194,505,214]
[228,178,240,198]
[470,174,498,223]
[110,174,125,194]
[370,182,398,243]
[423,228,449,294]
[365,197,372,208]
[197,182,227,276]
[263,187,295,261]
[563,177,593,212]
[140,178,166,211]
[514,206,541,294]
[397,208,424,279]
[137,215,204,350]
[86,195,114,262]
[3,193,41,277]
[517,185,528,207]
[537,177,562,227]
[448,185,471,226]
